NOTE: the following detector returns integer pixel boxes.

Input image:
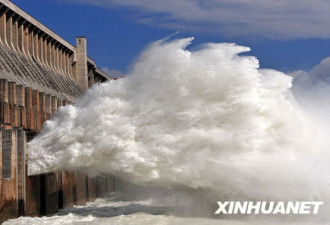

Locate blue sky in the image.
[10,0,330,75]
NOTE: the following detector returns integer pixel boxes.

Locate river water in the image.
[4,193,327,225]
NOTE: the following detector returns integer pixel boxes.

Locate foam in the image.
[28,38,330,216]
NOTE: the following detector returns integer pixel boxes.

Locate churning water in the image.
[17,38,330,224]
[4,193,328,225]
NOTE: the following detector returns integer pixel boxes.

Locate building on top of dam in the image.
[0,0,115,223]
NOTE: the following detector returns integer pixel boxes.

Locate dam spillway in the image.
[0,0,114,222]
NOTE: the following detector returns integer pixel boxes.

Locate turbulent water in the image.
[4,193,329,225]
[24,37,330,223]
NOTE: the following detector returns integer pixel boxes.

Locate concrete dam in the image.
[0,0,114,222]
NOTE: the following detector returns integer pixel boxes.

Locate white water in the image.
[25,38,330,223]
[4,193,328,225]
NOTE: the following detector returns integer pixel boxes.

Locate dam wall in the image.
[0,0,115,223]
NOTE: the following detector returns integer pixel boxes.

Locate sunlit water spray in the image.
[26,38,330,222]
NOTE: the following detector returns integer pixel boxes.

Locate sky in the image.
[10,0,330,75]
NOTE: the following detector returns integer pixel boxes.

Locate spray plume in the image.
[28,38,330,217]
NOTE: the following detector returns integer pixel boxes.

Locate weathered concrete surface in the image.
[0,79,8,103]
[39,92,46,129]
[0,102,10,123]
[0,130,3,223]
[8,82,18,127]
[16,129,26,217]
[76,37,88,91]
[87,177,96,202]
[25,175,41,217]
[2,130,17,221]
[57,171,63,210]
[62,171,75,209]
[44,173,59,215]
[0,0,75,52]
[32,90,40,131]
[74,172,87,206]
[24,87,33,130]
[0,0,113,222]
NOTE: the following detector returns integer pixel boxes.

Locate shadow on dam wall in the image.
[1,166,115,223]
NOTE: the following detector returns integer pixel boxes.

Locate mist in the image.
[27,38,330,221]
